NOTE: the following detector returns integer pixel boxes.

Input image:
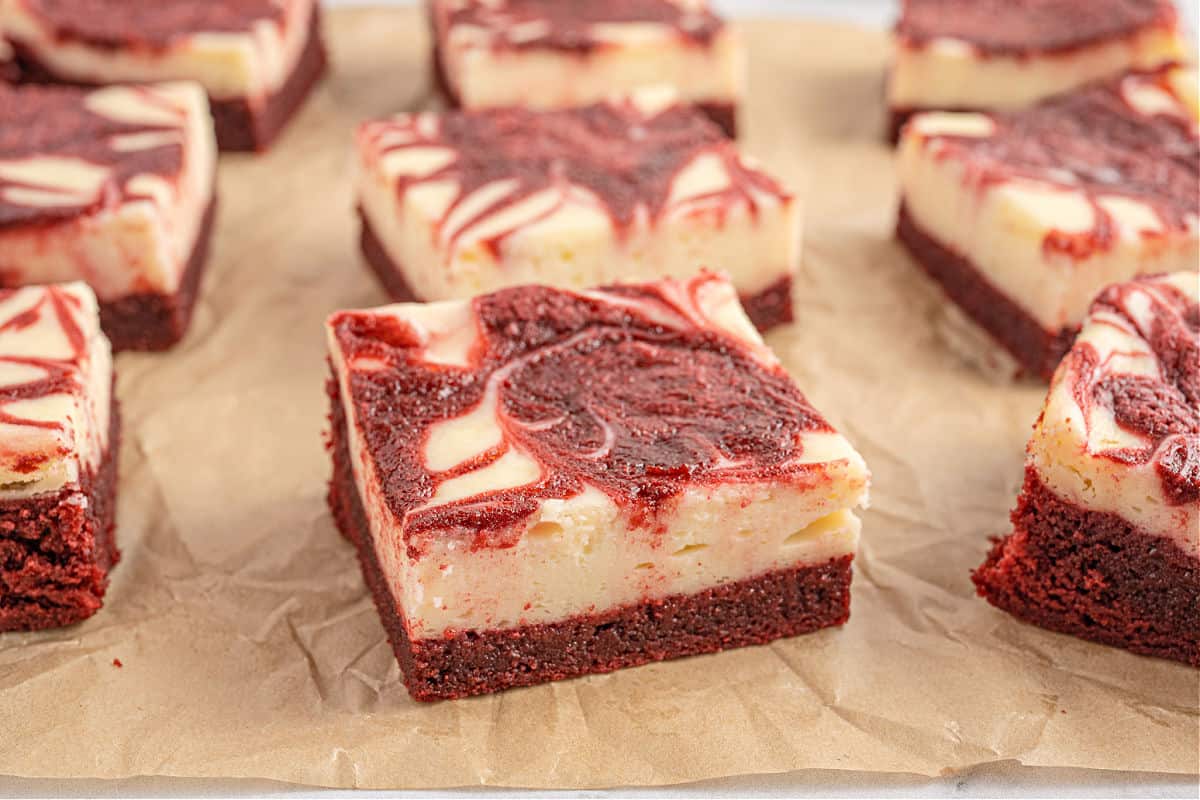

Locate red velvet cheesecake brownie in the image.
[975,273,1199,666]
[0,282,119,632]
[897,67,1199,380]
[0,81,216,351]
[888,0,1187,140]
[428,0,743,137]
[0,0,326,151]
[326,272,870,700]
[356,93,798,333]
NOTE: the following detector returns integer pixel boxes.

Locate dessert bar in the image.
[0,81,217,351]
[0,283,119,632]
[974,273,1198,666]
[326,272,870,700]
[897,67,1198,380]
[428,0,742,137]
[356,94,799,332]
[888,0,1186,140]
[1,0,326,151]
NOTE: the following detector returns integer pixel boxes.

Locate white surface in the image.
[1,1,1196,798]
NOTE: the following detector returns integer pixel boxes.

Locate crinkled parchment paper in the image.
[0,7,1196,790]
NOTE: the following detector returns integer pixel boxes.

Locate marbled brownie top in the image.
[328,273,851,554]
[0,82,197,229]
[358,95,788,255]
[0,283,110,494]
[896,0,1178,54]
[915,67,1198,259]
[5,0,294,49]
[1066,273,1199,506]
[435,0,724,51]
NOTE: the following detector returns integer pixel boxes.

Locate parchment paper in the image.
[0,7,1196,790]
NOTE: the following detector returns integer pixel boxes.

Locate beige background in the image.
[0,7,1196,792]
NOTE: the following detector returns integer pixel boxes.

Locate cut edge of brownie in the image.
[96,195,217,352]
[0,396,121,633]
[326,372,852,701]
[8,9,327,152]
[209,9,328,151]
[896,201,1076,381]
[973,467,1199,667]
[357,209,793,333]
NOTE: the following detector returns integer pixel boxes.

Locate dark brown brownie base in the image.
[896,201,1075,381]
[96,196,216,352]
[209,11,328,151]
[0,400,121,632]
[973,468,1199,667]
[359,212,791,332]
[10,10,326,152]
[327,374,853,701]
[430,44,738,138]
[742,274,795,332]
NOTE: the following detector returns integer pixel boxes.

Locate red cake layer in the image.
[8,10,327,152]
[0,400,121,633]
[896,0,1177,56]
[429,44,738,138]
[358,211,789,332]
[92,196,216,352]
[973,467,1199,666]
[896,201,1075,380]
[327,387,852,700]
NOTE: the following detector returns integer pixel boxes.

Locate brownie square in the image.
[974,273,1199,666]
[0,283,120,632]
[326,273,870,700]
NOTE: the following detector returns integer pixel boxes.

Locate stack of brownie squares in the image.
[0,0,327,630]
[889,0,1198,665]
[332,0,876,700]
[0,0,1195,707]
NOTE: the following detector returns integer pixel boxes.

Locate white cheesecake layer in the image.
[0,283,112,499]
[1030,272,1198,553]
[889,24,1185,111]
[0,83,216,299]
[0,0,315,103]
[898,100,1200,335]
[329,275,869,639]
[440,22,742,111]
[357,105,798,303]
